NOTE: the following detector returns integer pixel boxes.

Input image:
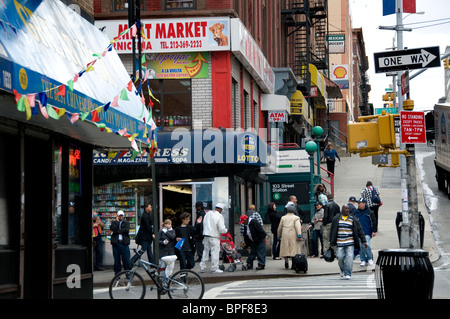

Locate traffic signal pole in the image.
[395,0,420,248]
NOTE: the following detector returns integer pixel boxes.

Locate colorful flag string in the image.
[11,21,159,154]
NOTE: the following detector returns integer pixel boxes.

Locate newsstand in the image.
[375,249,434,299]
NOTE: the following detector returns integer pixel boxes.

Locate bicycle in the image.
[109,248,205,299]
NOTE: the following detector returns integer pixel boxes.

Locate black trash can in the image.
[395,212,425,248]
[375,249,434,299]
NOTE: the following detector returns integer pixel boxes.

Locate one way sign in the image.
[374,46,440,73]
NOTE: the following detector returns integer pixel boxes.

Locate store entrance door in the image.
[159,181,213,228]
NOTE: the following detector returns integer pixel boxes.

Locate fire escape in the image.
[281,0,329,98]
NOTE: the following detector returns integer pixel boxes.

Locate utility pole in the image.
[395,0,420,248]
[128,0,160,259]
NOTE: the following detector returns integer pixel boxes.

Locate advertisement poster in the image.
[146,52,209,79]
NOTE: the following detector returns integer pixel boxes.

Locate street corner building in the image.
[0,0,154,298]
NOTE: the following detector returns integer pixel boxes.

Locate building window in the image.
[165,0,195,10]
[54,144,83,245]
[113,0,145,12]
[150,79,192,131]
[232,79,239,130]
[244,91,249,130]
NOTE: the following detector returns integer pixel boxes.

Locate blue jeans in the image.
[247,239,266,266]
[112,241,131,275]
[336,245,354,277]
[141,240,156,264]
[93,236,104,269]
[359,235,373,262]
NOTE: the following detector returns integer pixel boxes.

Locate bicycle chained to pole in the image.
[109,248,205,299]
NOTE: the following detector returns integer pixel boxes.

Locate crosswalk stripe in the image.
[204,274,377,299]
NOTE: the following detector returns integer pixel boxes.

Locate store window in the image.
[150,79,192,132]
[113,0,145,12]
[165,0,195,10]
[53,144,83,245]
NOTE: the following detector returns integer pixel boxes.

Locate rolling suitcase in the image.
[292,253,308,273]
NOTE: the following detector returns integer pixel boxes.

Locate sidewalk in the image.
[93,154,439,287]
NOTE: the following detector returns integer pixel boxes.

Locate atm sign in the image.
[269,111,287,123]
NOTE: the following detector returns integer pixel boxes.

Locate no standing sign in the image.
[400,111,426,144]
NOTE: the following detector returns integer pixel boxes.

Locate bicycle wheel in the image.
[167,269,205,299]
[109,270,146,299]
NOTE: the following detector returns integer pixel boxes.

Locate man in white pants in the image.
[200,203,228,273]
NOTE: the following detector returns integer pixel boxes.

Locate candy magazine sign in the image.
[95,17,230,53]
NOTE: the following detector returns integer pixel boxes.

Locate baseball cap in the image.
[117,210,125,216]
[239,215,248,224]
[357,198,367,203]
[348,196,357,202]
[215,203,225,210]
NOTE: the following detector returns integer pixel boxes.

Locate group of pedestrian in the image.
[265,180,380,280]
[96,177,381,280]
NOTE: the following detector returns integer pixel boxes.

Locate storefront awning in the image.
[0,0,153,148]
[154,130,270,166]
[308,64,327,108]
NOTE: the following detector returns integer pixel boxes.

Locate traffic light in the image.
[444,58,449,69]
[347,122,380,153]
[378,113,396,148]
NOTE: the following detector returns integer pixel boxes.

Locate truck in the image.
[433,103,450,199]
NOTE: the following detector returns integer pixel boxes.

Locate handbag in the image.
[324,247,335,263]
[135,229,142,245]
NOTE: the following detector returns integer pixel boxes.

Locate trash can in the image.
[395,212,425,248]
[375,249,434,299]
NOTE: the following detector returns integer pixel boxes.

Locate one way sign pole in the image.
[374,46,440,73]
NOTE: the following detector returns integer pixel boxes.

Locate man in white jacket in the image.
[200,203,228,273]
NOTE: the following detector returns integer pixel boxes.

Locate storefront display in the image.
[93,183,137,240]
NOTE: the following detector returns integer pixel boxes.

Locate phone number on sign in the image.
[160,40,203,50]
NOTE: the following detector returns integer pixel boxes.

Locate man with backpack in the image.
[360,181,381,229]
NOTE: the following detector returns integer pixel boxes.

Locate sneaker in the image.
[368,260,374,266]
[200,268,205,273]
[340,271,344,277]
[212,269,223,273]
[256,265,265,270]
[360,261,367,267]
[345,275,351,280]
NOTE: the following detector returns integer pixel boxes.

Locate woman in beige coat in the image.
[277,205,302,269]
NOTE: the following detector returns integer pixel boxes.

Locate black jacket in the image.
[244,218,267,246]
[158,228,176,257]
[323,200,340,226]
[194,208,206,239]
[139,211,154,241]
[268,208,282,234]
[110,219,131,245]
[175,224,197,252]
[329,214,366,250]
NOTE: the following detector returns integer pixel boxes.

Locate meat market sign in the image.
[95,17,230,53]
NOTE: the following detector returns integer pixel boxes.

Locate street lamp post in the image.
[306,141,318,221]
[312,126,324,184]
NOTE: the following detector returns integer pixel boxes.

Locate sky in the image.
[349,0,450,111]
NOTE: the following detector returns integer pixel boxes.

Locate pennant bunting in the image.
[47,106,60,120]
[55,85,65,97]
[9,22,157,155]
[120,88,129,101]
[27,94,36,107]
[91,109,101,122]
[67,79,74,92]
[80,112,89,121]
